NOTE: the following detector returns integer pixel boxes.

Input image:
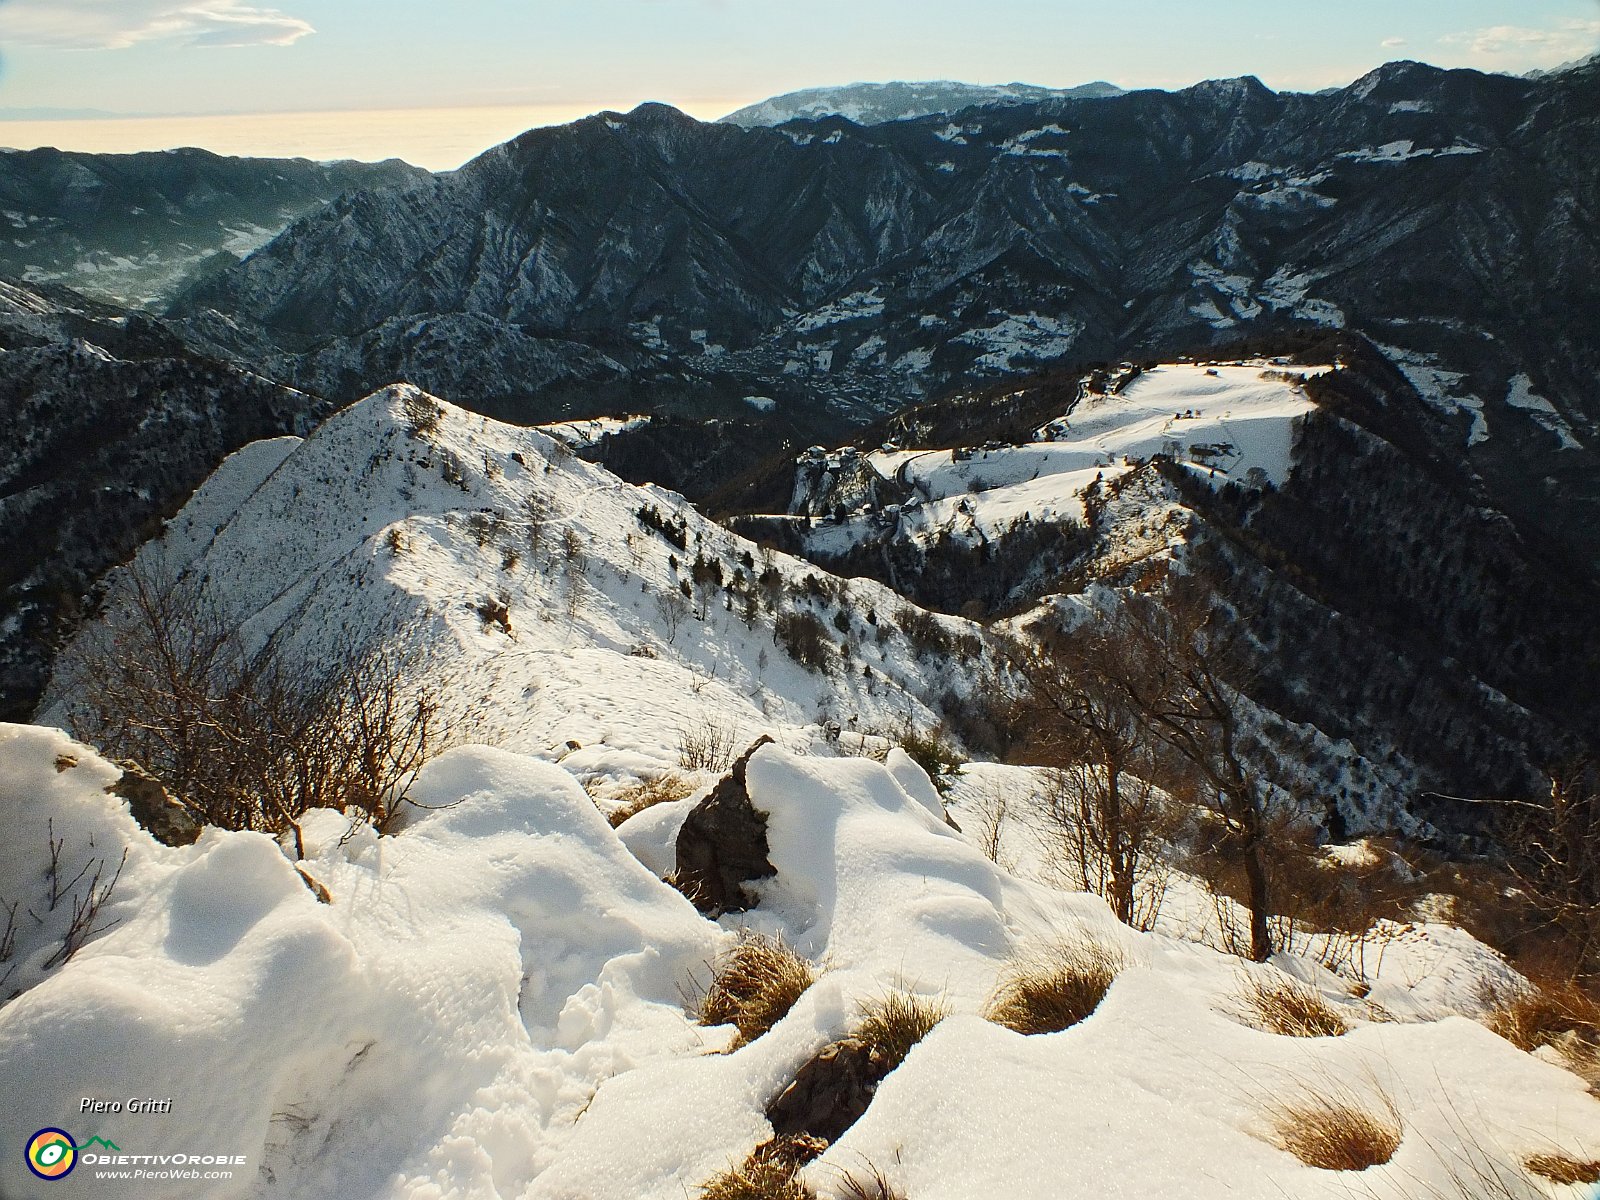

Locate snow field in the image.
[5,729,1598,1199]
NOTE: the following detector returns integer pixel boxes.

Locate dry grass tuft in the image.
[608,772,696,828]
[1526,1153,1600,1185]
[1234,971,1350,1038]
[836,1164,909,1200]
[856,990,950,1071]
[983,941,1123,1035]
[1484,976,1600,1089]
[699,1155,811,1200]
[698,933,816,1047]
[1485,977,1600,1051]
[1269,1093,1401,1171]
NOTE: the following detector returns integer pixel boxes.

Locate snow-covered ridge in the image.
[44,384,975,765]
[719,80,1123,127]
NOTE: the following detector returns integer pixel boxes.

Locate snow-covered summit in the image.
[719,80,1124,127]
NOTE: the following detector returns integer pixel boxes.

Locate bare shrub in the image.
[856,989,949,1071]
[896,605,951,656]
[697,933,816,1047]
[1502,759,1600,978]
[59,558,448,837]
[655,588,690,644]
[475,591,512,634]
[1268,1091,1401,1171]
[402,391,442,438]
[679,716,740,772]
[44,849,126,970]
[1232,971,1349,1038]
[897,726,961,793]
[984,941,1123,1035]
[608,773,695,828]
[964,776,1012,865]
[1254,837,1418,981]
[1034,764,1172,931]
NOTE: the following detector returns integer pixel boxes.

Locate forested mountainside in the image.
[719,341,1600,809]
[0,278,324,717]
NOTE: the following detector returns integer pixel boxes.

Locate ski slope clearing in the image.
[3,725,1596,1200]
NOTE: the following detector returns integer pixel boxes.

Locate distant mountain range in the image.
[4,58,1600,761]
[163,60,1600,572]
[719,80,1124,127]
[0,148,425,308]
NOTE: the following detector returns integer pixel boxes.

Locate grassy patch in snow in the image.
[696,932,816,1047]
[1484,975,1600,1088]
[983,941,1123,1035]
[699,1153,811,1200]
[1231,971,1349,1038]
[608,772,696,827]
[835,1164,910,1200]
[1268,1091,1401,1171]
[855,989,949,1071]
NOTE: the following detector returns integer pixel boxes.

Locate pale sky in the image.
[0,0,1597,168]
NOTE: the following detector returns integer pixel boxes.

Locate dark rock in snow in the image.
[109,765,201,847]
[673,736,776,914]
[766,1036,891,1145]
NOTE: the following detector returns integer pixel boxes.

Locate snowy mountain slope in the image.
[733,351,1600,820]
[805,362,1321,552]
[3,719,1596,1199]
[719,80,1124,127]
[41,385,982,765]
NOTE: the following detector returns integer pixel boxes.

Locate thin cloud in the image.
[1440,18,1600,68]
[1380,37,1406,50]
[0,0,315,50]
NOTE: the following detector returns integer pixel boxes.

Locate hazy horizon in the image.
[0,100,741,172]
[1,55,1595,172]
[0,0,1595,167]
